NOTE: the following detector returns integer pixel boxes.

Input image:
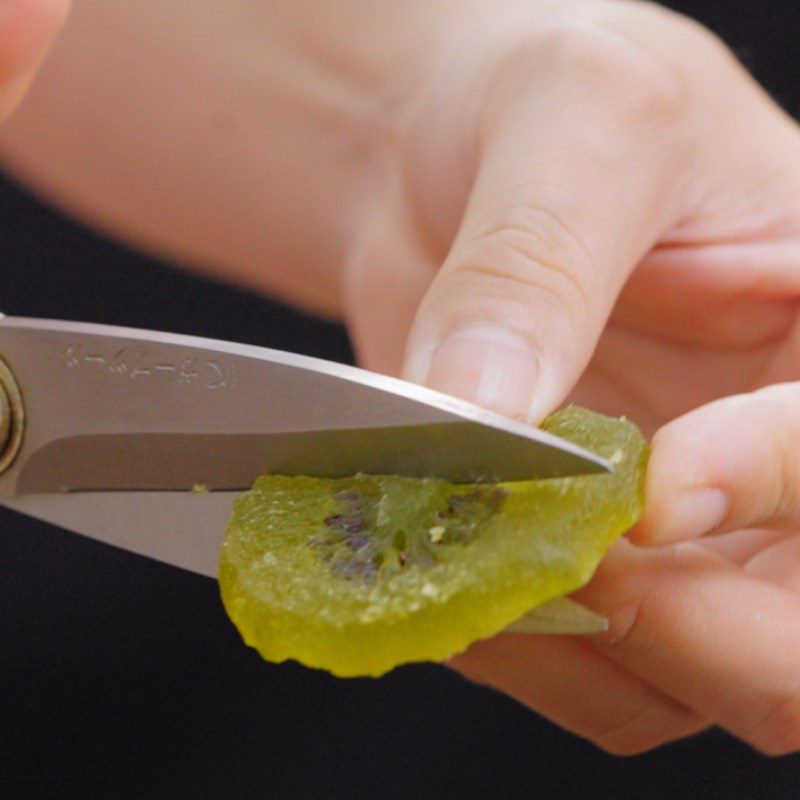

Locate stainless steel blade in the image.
[0,317,610,498]
[1,490,233,577]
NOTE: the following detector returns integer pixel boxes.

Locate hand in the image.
[343,2,800,754]
[0,0,66,122]
[6,0,800,755]
[452,386,800,757]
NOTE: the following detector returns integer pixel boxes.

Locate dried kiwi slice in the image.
[219,406,648,677]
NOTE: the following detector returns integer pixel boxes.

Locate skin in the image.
[0,0,67,120]
[4,0,800,755]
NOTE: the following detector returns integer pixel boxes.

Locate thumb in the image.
[402,29,688,420]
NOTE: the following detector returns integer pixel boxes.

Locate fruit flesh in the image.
[219,406,648,677]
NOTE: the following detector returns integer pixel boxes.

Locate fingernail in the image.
[658,487,729,542]
[423,326,538,418]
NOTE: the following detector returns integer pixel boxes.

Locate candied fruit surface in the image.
[219,406,648,677]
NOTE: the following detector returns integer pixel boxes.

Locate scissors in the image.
[0,316,609,578]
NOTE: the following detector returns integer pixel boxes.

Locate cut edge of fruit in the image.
[219,551,605,677]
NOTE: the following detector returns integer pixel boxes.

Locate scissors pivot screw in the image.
[0,356,24,474]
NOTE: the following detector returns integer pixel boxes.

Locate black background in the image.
[3,2,800,798]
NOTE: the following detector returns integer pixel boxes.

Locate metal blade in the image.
[0,317,610,498]
[0,490,234,577]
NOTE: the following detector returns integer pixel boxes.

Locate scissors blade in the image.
[0,490,234,577]
[0,317,610,498]
[0,317,612,575]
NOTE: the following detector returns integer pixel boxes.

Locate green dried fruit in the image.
[219,406,648,677]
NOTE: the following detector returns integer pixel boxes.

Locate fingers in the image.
[398,3,800,422]
[344,167,438,376]
[453,406,800,757]
[744,534,800,594]
[449,631,706,756]
[634,384,800,545]
[0,0,69,120]
[697,528,794,566]
[574,539,800,755]
[403,19,690,419]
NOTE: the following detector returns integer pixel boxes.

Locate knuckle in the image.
[600,579,663,658]
[592,707,665,756]
[595,711,706,757]
[527,16,689,131]
[719,386,800,526]
[747,690,800,756]
[455,202,594,318]
[585,667,706,756]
